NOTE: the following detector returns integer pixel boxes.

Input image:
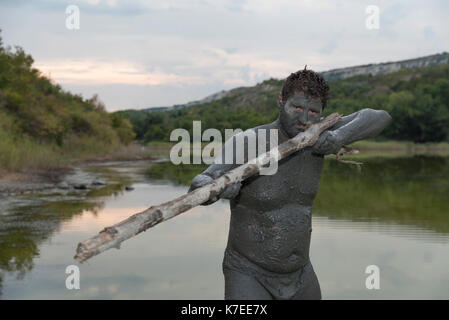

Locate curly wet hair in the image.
[279,67,330,110]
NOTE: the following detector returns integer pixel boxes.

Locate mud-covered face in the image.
[279,91,323,138]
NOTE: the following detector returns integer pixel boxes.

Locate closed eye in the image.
[308,110,318,115]
[295,107,304,112]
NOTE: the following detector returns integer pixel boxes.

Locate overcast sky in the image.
[0,0,448,111]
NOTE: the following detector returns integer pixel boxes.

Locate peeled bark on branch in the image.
[74,113,342,263]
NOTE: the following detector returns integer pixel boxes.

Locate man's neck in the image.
[274,117,291,144]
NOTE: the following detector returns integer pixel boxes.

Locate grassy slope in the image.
[0,34,136,174]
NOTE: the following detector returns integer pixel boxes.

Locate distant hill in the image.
[130,52,449,113]
[321,52,449,81]
[116,55,449,144]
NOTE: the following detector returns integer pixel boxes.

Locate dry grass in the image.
[348,140,449,158]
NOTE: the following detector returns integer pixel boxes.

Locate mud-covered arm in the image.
[313,108,392,155]
[188,131,250,204]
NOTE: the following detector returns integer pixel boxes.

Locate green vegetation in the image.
[0,31,135,173]
[327,66,449,143]
[117,64,449,144]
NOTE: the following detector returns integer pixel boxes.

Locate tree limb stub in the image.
[74,113,342,263]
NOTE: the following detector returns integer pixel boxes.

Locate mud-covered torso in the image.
[227,144,324,274]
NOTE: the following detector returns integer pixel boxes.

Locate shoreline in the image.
[0,156,154,196]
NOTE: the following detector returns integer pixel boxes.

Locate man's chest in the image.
[237,148,324,207]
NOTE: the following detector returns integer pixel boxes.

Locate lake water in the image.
[1,156,448,299]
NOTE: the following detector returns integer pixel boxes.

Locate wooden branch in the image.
[74,113,342,263]
[335,146,363,172]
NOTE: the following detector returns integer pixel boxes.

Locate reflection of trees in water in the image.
[0,196,106,297]
[0,164,132,297]
[147,157,449,234]
[314,156,449,233]
[146,163,208,186]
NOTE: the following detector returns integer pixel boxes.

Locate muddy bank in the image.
[0,142,157,196]
[0,161,137,196]
[0,170,69,195]
[0,143,156,195]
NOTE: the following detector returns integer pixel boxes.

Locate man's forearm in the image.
[332,108,391,146]
[312,108,391,155]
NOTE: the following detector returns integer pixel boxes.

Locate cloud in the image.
[423,26,436,39]
[184,47,294,80]
[320,41,338,55]
[33,46,295,88]
[34,59,203,86]
[1,0,448,110]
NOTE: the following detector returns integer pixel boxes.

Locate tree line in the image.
[117,63,449,144]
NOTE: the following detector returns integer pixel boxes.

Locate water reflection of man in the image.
[189,68,392,300]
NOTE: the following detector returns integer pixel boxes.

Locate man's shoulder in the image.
[229,121,278,139]
[252,121,279,132]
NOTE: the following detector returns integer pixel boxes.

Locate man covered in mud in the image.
[188,69,391,300]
